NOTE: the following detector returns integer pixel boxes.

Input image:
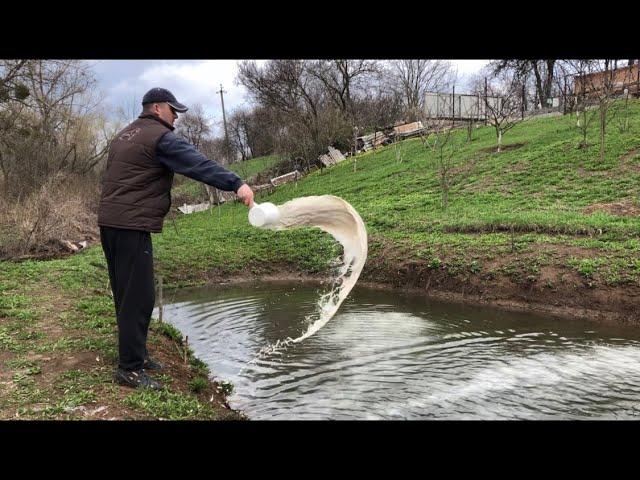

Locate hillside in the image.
[153,100,640,322]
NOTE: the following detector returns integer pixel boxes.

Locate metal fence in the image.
[424,91,567,122]
[424,91,502,121]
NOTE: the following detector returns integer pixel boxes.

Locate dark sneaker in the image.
[143,356,165,371]
[115,368,163,390]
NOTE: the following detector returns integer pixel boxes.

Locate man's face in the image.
[153,102,178,126]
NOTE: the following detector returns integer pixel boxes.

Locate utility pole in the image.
[217,83,231,162]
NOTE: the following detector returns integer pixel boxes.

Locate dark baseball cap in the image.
[141,87,189,113]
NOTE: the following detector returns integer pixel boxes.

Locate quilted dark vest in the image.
[97,114,174,233]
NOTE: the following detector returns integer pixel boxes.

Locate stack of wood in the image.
[270,170,301,187]
[356,131,388,151]
[391,121,425,139]
[253,183,275,194]
[318,146,346,167]
[177,202,211,214]
[61,240,88,253]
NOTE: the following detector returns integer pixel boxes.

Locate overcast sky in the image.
[90,59,491,135]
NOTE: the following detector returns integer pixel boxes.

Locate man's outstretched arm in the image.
[156,131,254,207]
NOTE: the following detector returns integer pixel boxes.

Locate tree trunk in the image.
[530,60,556,109]
[204,184,223,206]
[440,168,448,209]
[543,60,555,107]
[442,183,448,210]
[599,104,606,162]
[532,62,544,109]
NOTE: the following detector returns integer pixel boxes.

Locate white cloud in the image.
[98,60,263,134]
[450,60,493,91]
[139,60,240,108]
[451,60,492,75]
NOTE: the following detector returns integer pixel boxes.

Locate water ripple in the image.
[162,283,640,420]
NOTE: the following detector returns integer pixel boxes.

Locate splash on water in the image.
[248,195,368,361]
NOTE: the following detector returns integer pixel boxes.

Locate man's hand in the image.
[236,183,255,208]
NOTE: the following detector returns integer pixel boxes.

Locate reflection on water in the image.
[156,281,640,420]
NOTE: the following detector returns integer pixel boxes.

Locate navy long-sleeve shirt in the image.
[155,131,245,192]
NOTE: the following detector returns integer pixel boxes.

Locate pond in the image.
[157,281,640,420]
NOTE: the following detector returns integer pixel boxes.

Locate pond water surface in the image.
[158,281,640,420]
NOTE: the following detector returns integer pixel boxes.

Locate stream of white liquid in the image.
[250,195,368,359]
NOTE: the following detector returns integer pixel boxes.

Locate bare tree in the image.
[115,92,141,124]
[567,60,598,149]
[308,60,380,119]
[0,60,106,197]
[352,90,403,133]
[570,59,625,162]
[23,60,98,138]
[237,60,323,120]
[594,60,616,163]
[433,122,458,210]
[415,115,461,209]
[553,60,576,114]
[0,60,30,106]
[238,60,357,171]
[386,60,455,122]
[0,60,121,257]
[472,73,523,153]
[238,60,321,167]
[491,60,557,109]
[227,107,253,162]
[616,86,632,133]
[241,105,282,158]
[174,103,212,149]
[200,137,230,165]
[234,59,407,168]
[466,112,475,143]
[603,61,635,134]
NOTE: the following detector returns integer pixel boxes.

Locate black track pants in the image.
[100,226,155,371]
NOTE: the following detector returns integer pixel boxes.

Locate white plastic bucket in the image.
[248,202,281,228]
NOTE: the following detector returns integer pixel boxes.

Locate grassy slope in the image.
[154,100,640,289]
[226,154,281,179]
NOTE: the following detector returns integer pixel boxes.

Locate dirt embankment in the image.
[0,275,243,420]
[182,243,639,327]
[0,329,240,420]
[361,242,640,326]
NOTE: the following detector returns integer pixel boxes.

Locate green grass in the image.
[141,99,640,288]
[218,380,234,396]
[0,245,235,419]
[188,377,208,393]
[123,388,217,420]
[226,154,282,180]
[150,321,184,343]
[171,154,283,205]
